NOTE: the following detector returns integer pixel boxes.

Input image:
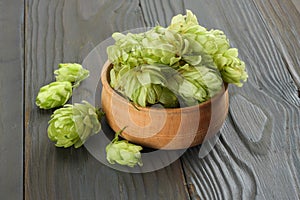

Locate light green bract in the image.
[106,128,143,167]
[167,10,248,87]
[55,63,89,88]
[107,10,248,107]
[113,64,179,107]
[48,101,103,148]
[36,81,72,109]
[36,62,90,109]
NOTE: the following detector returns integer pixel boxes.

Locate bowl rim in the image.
[101,60,228,113]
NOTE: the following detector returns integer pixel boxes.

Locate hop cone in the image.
[48,101,103,148]
[167,10,201,34]
[140,26,183,66]
[107,32,145,71]
[106,128,143,167]
[54,63,89,88]
[36,81,72,109]
[114,64,179,107]
[214,48,248,87]
[168,10,248,87]
[107,27,184,72]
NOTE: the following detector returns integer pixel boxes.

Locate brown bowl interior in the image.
[101,61,229,149]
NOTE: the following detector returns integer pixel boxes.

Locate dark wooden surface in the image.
[1,0,299,199]
[0,0,24,199]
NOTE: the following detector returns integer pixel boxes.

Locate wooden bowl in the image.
[101,61,229,149]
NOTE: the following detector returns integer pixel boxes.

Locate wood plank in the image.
[252,0,300,88]
[0,0,24,199]
[180,0,300,199]
[139,0,185,27]
[291,0,300,13]
[24,0,189,199]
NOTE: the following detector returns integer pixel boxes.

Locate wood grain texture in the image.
[291,0,300,13]
[253,0,300,88]
[180,0,300,199]
[0,0,24,199]
[23,0,300,199]
[139,0,185,27]
[24,0,188,199]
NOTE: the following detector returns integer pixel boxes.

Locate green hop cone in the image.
[54,63,89,88]
[36,81,72,109]
[167,9,202,34]
[47,101,103,148]
[168,10,248,87]
[214,48,248,87]
[167,64,222,106]
[107,32,145,71]
[106,128,143,167]
[140,27,183,66]
[114,64,179,107]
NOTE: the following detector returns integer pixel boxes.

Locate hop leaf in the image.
[36,81,72,109]
[47,101,103,148]
[54,63,89,88]
[106,128,143,167]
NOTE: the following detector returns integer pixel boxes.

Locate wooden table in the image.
[1,0,300,199]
